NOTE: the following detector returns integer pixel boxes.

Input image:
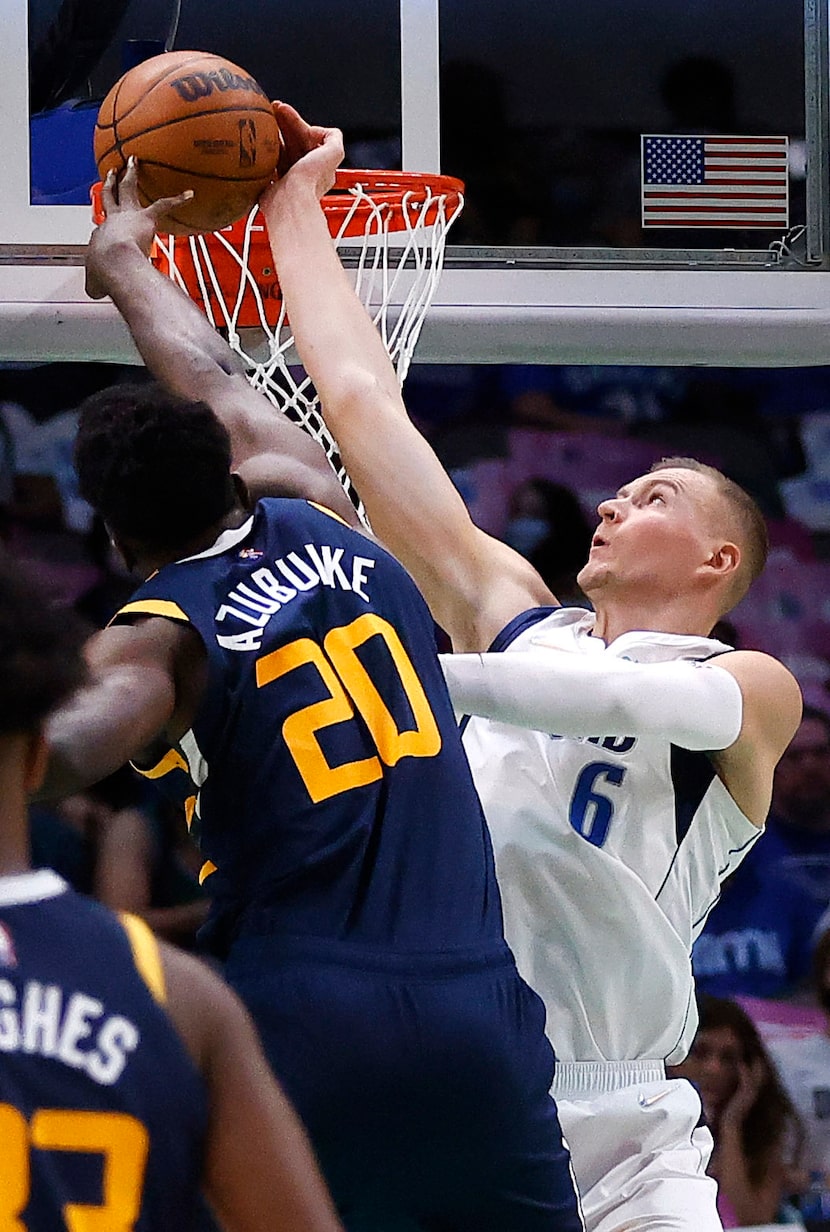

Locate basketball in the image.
[94,50,281,235]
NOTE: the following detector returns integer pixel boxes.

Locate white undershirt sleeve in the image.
[439,649,744,752]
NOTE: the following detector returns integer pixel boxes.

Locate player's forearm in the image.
[440,650,744,750]
[263,183,405,426]
[263,182,483,585]
[89,239,245,396]
[39,665,174,800]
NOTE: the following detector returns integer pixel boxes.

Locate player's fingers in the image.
[321,126,345,164]
[119,157,143,209]
[148,188,195,219]
[100,168,118,214]
[273,101,318,173]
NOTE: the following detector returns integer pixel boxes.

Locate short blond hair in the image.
[650,457,769,610]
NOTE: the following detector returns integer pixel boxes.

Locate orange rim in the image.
[89,169,464,329]
[90,168,463,233]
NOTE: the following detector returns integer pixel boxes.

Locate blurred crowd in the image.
[3,354,830,1227]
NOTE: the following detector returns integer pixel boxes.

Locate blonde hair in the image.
[650,457,769,610]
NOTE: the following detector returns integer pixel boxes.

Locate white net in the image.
[152,172,464,522]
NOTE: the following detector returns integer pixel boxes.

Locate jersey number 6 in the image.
[569,762,627,848]
[256,613,442,803]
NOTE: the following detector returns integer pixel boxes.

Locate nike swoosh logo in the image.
[638,1088,672,1108]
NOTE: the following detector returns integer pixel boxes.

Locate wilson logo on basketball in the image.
[170,70,268,103]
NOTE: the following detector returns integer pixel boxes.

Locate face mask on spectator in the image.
[505,516,550,558]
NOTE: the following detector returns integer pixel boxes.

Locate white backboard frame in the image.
[2,0,830,367]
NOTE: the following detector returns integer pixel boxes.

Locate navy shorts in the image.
[224,937,583,1231]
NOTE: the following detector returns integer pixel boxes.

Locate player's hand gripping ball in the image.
[94,50,280,234]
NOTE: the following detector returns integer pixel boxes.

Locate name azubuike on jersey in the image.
[0,979,139,1086]
[216,540,377,652]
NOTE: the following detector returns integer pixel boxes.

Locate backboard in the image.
[2,0,830,365]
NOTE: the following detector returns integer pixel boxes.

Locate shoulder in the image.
[711,649,802,758]
[90,611,200,675]
[236,450,363,528]
[155,939,249,1073]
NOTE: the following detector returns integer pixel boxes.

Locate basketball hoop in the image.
[91,170,464,521]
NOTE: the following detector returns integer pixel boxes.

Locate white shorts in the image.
[553,1061,721,1232]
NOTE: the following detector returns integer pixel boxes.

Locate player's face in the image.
[681,1025,744,1119]
[577,468,723,602]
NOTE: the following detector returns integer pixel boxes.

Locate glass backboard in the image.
[1,0,830,365]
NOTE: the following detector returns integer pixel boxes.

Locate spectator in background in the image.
[502,477,593,605]
[30,767,208,948]
[767,707,830,894]
[95,793,209,948]
[671,995,803,1228]
[768,930,830,1206]
[28,789,100,895]
[694,706,830,1000]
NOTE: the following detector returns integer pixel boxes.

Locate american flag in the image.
[641,135,789,229]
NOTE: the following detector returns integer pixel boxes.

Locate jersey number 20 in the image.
[257,613,442,803]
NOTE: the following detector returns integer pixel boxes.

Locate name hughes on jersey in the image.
[0,979,140,1086]
[216,541,377,651]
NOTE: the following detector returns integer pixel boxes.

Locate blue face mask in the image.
[504,516,550,557]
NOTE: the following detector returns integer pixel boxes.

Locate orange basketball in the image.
[94,50,281,235]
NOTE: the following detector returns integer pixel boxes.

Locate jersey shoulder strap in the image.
[119,912,167,1006]
[110,598,191,627]
[306,500,352,527]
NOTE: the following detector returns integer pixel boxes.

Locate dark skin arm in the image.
[161,943,343,1232]
[39,617,202,799]
[86,161,359,526]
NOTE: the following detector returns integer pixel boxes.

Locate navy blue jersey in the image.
[0,870,207,1231]
[114,500,503,957]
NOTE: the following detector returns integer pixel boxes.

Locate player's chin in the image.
[576,560,605,592]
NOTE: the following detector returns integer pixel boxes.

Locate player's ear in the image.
[231,471,252,510]
[111,532,136,573]
[705,540,741,581]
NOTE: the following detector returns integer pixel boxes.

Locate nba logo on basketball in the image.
[238,119,257,169]
[0,923,17,968]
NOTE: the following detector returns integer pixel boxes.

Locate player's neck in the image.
[135,504,252,576]
[591,597,717,645]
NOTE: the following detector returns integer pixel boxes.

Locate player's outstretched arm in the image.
[259,105,552,650]
[441,646,802,825]
[85,162,358,525]
[161,944,344,1232]
[39,620,183,798]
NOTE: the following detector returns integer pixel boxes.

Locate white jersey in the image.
[461,606,761,1066]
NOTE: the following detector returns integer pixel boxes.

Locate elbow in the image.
[321,364,401,426]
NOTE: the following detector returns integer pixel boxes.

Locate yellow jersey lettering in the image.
[256,616,441,803]
[0,1105,149,1232]
[257,638,381,803]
